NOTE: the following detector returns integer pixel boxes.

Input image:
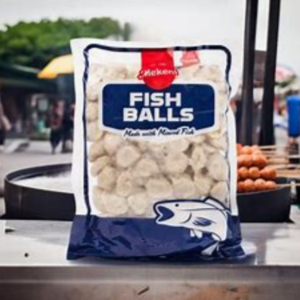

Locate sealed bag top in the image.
[68,39,243,260]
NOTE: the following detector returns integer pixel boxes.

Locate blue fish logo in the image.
[154,198,228,242]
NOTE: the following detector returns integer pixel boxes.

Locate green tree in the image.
[0,18,130,69]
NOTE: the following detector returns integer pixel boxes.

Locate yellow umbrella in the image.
[38,54,73,79]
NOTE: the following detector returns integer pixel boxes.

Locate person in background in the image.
[0,97,11,152]
[49,100,64,154]
[61,102,75,153]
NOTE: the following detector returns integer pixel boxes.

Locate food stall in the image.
[2,0,300,300]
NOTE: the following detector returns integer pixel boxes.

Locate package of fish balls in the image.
[67,39,246,261]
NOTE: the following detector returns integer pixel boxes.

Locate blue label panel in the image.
[67,215,244,260]
[102,84,215,132]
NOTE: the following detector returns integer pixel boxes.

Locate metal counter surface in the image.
[1,220,300,266]
[0,220,300,300]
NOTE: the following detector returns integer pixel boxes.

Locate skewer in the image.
[277,170,300,175]
[258,145,290,150]
[272,164,300,170]
[277,174,300,177]
[264,154,300,159]
[268,159,289,163]
[278,183,300,187]
[238,182,300,193]
[238,182,300,192]
[260,149,288,153]
[276,173,300,179]
[268,156,288,160]
[277,168,300,172]
[260,152,289,157]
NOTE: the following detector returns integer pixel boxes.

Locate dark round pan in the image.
[292,178,300,205]
[237,178,292,223]
[5,164,292,223]
[4,164,75,221]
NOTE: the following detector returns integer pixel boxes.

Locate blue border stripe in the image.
[82,49,91,214]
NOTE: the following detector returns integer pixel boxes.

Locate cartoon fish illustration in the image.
[154,198,228,242]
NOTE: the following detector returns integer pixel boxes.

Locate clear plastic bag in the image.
[68,39,243,260]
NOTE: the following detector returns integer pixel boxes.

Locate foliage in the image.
[0,18,131,68]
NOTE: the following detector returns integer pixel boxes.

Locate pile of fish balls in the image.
[86,63,231,217]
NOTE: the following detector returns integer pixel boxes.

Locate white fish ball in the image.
[189,135,206,145]
[210,181,229,205]
[194,174,214,196]
[147,143,165,161]
[208,134,228,151]
[103,133,124,155]
[115,144,141,168]
[87,64,127,101]
[171,176,197,199]
[92,186,107,213]
[102,192,129,216]
[203,143,217,155]
[103,64,128,81]
[194,65,223,83]
[137,141,148,153]
[97,166,118,191]
[91,156,111,177]
[190,146,206,173]
[88,140,105,162]
[128,191,150,216]
[86,78,102,102]
[162,139,190,153]
[207,152,228,181]
[178,64,199,80]
[87,122,103,142]
[146,177,173,199]
[133,156,160,178]
[165,152,189,174]
[86,102,98,122]
[116,170,134,197]
[126,65,140,79]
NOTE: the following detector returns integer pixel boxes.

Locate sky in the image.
[0,0,299,74]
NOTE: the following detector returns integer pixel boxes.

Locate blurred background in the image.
[0,0,300,208]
